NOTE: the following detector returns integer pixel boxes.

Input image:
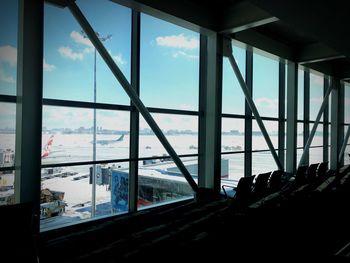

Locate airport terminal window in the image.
[253,53,279,118]
[309,124,323,164]
[0,102,16,206]
[252,120,278,151]
[222,45,246,115]
[43,0,131,105]
[310,73,324,121]
[41,0,133,229]
[0,0,17,96]
[0,0,18,206]
[345,84,350,124]
[139,113,198,158]
[138,157,196,210]
[140,13,199,111]
[221,118,244,153]
[221,153,244,183]
[298,69,304,121]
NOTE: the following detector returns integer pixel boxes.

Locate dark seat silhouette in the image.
[306,163,320,183]
[268,170,284,193]
[317,161,329,181]
[252,172,271,199]
[295,165,308,186]
[222,175,255,202]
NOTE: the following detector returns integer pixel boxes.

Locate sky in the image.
[0,0,349,133]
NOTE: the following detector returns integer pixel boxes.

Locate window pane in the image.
[0,103,15,205]
[78,0,132,105]
[309,147,323,164]
[0,169,15,206]
[0,102,16,154]
[222,46,246,115]
[296,148,303,167]
[345,84,350,123]
[0,0,18,96]
[44,1,131,105]
[42,106,93,165]
[40,162,129,231]
[95,110,130,161]
[221,118,244,152]
[310,123,323,146]
[344,145,350,165]
[253,53,279,118]
[252,152,278,175]
[138,157,195,210]
[297,122,303,148]
[252,120,278,150]
[139,114,198,158]
[310,73,324,121]
[221,153,244,184]
[298,70,304,120]
[140,13,199,110]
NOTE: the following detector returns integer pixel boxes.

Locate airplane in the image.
[41,135,55,158]
[93,134,125,145]
[41,135,68,159]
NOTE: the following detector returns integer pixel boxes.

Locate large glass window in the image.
[253,53,279,118]
[139,113,198,158]
[140,13,199,110]
[222,46,246,115]
[44,0,131,105]
[297,69,304,121]
[0,0,18,96]
[252,120,278,150]
[310,73,324,121]
[221,118,244,153]
[0,1,18,206]
[42,0,132,229]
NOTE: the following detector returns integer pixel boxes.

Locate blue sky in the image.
[1,0,348,132]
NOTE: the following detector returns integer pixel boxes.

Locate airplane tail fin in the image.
[42,135,54,158]
[116,134,124,141]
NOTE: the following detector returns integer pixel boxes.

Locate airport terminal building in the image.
[0,0,350,261]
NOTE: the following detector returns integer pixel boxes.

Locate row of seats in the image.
[223,162,330,208]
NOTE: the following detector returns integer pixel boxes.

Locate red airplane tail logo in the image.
[41,135,54,158]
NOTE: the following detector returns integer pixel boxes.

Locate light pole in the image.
[83,31,111,217]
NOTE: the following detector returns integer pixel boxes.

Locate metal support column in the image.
[298,79,333,167]
[198,33,222,193]
[68,2,198,192]
[286,61,298,175]
[225,41,283,171]
[330,78,341,171]
[303,71,310,165]
[15,0,43,232]
[278,61,285,168]
[245,49,253,177]
[129,10,140,212]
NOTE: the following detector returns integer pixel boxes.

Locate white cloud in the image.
[0,45,17,66]
[172,51,198,60]
[156,34,199,49]
[255,97,278,109]
[0,69,15,83]
[70,31,93,47]
[58,46,84,60]
[112,53,127,65]
[43,59,56,72]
